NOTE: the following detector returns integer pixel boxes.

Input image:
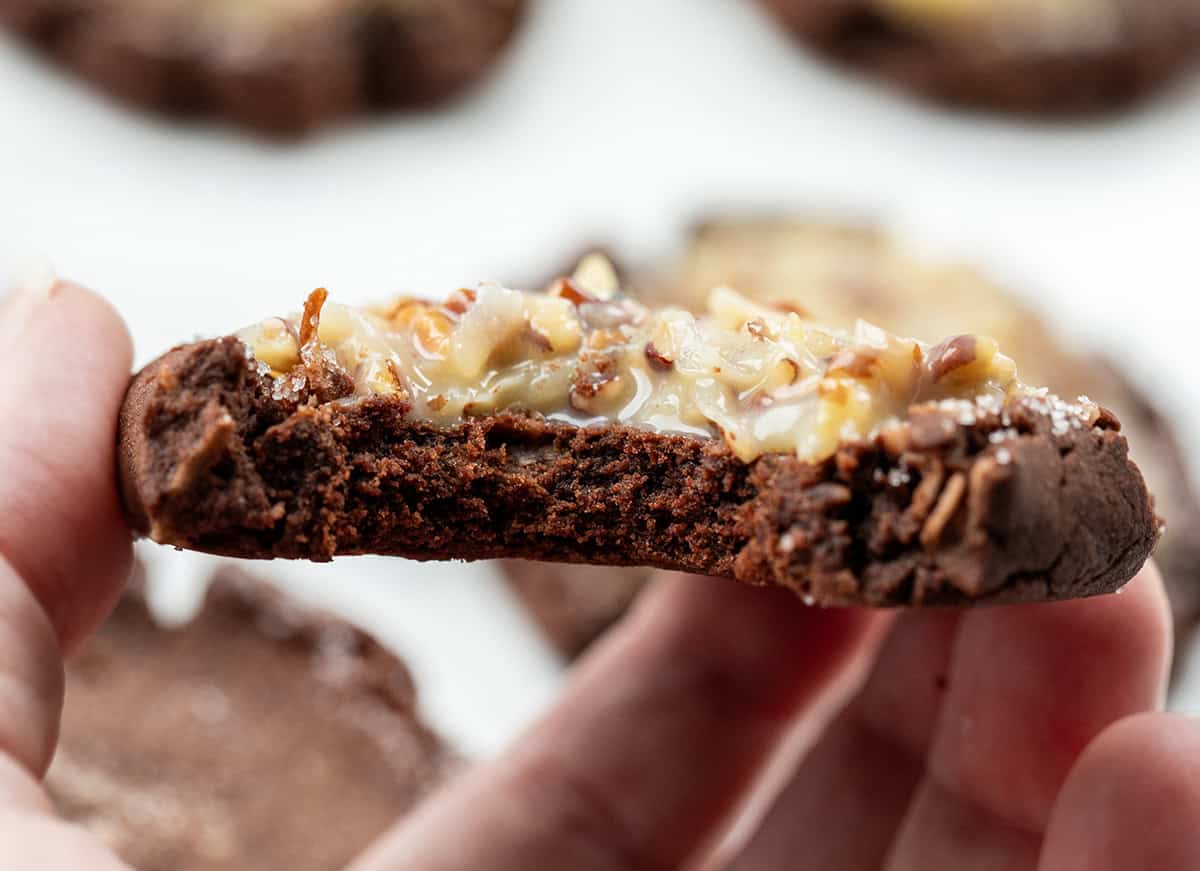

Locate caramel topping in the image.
[875,0,1117,50]
[237,275,1092,462]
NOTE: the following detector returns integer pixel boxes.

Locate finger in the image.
[732,563,1170,871]
[886,563,1170,869]
[0,812,132,870]
[0,281,136,867]
[0,750,133,870]
[730,609,962,870]
[0,560,63,778]
[1040,712,1200,871]
[352,573,877,871]
[0,281,135,653]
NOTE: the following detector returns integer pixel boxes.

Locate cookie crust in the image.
[119,336,1158,607]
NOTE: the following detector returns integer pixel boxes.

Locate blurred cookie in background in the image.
[505,561,648,659]
[0,0,526,135]
[505,219,1200,674]
[758,0,1200,115]
[48,563,453,871]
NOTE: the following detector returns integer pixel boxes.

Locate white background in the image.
[1,0,1198,755]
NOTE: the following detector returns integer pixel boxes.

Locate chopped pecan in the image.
[298,287,327,348]
[442,288,478,317]
[928,335,977,382]
[570,356,623,412]
[919,471,966,549]
[746,318,771,341]
[644,341,674,371]
[548,277,594,306]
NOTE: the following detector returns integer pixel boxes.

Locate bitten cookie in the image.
[118,279,1159,608]
[47,563,452,871]
[758,0,1200,114]
[0,0,525,135]
[508,222,1196,656]
[647,218,1200,618]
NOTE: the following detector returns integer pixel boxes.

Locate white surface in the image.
[1,0,1199,753]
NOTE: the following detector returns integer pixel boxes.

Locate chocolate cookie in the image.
[118,283,1157,608]
[505,221,1199,658]
[758,0,1200,114]
[0,0,526,135]
[655,219,1200,628]
[505,561,649,658]
[47,565,451,871]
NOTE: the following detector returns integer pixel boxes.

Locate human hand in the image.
[0,283,1196,870]
[356,567,1194,871]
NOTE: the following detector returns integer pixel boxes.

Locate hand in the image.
[359,573,1195,871]
[1,283,1197,870]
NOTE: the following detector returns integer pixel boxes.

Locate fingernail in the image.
[12,258,60,300]
[1,259,59,334]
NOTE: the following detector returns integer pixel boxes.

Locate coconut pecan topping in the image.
[236,268,1094,461]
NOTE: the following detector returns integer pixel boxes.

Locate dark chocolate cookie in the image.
[118,323,1157,607]
[0,0,526,135]
[758,0,1200,114]
[47,565,452,871]
[505,221,1197,658]
[651,218,1200,637]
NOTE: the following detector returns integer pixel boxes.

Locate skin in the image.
[0,282,1198,869]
